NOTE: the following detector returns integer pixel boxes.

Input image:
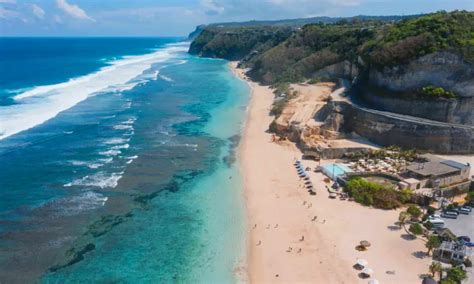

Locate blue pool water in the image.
[321,164,353,180]
[0,38,249,282]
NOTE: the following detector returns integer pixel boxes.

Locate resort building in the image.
[401,156,471,190]
[433,241,468,263]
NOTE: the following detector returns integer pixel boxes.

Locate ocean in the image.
[0,37,249,282]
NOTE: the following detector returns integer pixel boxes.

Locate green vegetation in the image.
[344,177,407,209]
[409,223,424,236]
[465,191,474,204]
[189,26,293,61]
[442,266,468,283]
[363,11,474,67]
[407,205,423,220]
[248,22,377,84]
[420,86,457,99]
[429,261,443,279]
[191,11,472,99]
[426,235,442,255]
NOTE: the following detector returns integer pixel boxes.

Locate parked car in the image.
[428,214,442,220]
[458,207,470,215]
[461,205,472,212]
[444,210,459,216]
[458,236,471,243]
[441,213,457,219]
[426,219,445,228]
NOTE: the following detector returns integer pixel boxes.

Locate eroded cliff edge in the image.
[189,11,474,154]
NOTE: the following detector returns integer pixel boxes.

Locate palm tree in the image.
[426,235,441,255]
[429,261,442,280]
[398,211,409,232]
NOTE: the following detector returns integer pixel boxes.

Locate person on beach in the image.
[257,240,261,246]
[300,236,304,241]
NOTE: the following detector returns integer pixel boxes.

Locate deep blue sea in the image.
[0,38,249,282]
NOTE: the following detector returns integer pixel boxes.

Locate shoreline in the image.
[231,62,431,283]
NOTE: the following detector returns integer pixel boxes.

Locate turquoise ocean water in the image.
[0,38,249,282]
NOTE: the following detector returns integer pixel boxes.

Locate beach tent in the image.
[356,259,368,267]
[362,268,373,276]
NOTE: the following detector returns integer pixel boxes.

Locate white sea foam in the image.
[112,144,129,150]
[57,191,108,216]
[64,171,124,189]
[99,149,121,156]
[98,157,113,164]
[159,75,174,82]
[104,137,130,145]
[125,155,138,165]
[113,124,134,131]
[70,160,105,169]
[0,43,189,140]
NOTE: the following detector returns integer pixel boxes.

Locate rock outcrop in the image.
[369,52,474,98]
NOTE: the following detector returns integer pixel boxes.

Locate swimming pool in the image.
[321,164,352,180]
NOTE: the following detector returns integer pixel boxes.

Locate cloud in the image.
[0,7,18,19]
[201,0,225,16]
[56,0,94,21]
[31,4,45,19]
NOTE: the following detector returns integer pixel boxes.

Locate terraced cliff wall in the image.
[338,101,474,154]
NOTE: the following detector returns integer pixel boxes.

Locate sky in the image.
[0,0,473,36]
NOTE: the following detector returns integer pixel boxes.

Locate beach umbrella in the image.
[362,268,373,275]
[360,240,371,248]
[368,280,379,284]
[303,176,310,181]
[304,180,312,185]
[356,259,368,267]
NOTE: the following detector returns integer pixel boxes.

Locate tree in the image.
[426,235,442,255]
[429,261,443,280]
[445,266,467,283]
[398,211,409,231]
[465,191,474,204]
[407,205,422,220]
[409,223,423,236]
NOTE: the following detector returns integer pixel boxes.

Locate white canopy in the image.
[368,279,379,284]
[362,268,374,275]
[356,259,368,267]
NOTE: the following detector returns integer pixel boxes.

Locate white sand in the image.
[232,62,431,283]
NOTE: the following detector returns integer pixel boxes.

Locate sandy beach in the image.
[232,62,431,283]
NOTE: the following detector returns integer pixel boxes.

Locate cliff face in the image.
[187,25,206,40]
[369,52,474,98]
[188,26,292,61]
[189,11,474,153]
[361,52,474,125]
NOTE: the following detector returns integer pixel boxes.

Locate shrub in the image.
[464,258,472,268]
[344,177,402,209]
[445,266,467,283]
[423,221,434,230]
[427,206,436,215]
[420,86,457,99]
[407,205,423,219]
[409,223,423,236]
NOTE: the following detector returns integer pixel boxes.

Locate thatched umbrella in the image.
[360,240,371,248]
